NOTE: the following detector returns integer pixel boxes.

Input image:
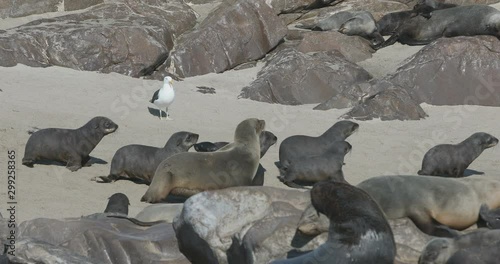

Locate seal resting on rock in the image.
[93,131,199,184]
[141,118,265,203]
[357,175,500,237]
[417,132,498,177]
[277,141,351,188]
[296,11,384,47]
[418,229,500,264]
[272,181,396,263]
[276,120,358,171]
[22,116,118,171]
[376,5,500,49]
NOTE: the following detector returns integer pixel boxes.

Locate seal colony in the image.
[22,116,118,171]
[141,118,265,203]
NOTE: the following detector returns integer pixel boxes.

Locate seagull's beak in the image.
[169,80,174,85]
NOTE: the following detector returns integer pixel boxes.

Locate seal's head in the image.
[418,238,454,264]
[259,131,277,158]
[470,132,498,149]
[234,118,265,143]
[478,203,500,229]
[88,116,119,135]
[104,193,130,215]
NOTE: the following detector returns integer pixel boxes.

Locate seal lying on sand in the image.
[271,181,396,263]
[276,120,358,171]
[417,132,498,177]
[419,229,500,264]
[193,131,277,186]
[376,5,500,49]
[93,131,199,184]
[141,118,265,203]
[357,175,500,237]
[296,11,384,47]
[277,141,351,188]
[22,116,118,171]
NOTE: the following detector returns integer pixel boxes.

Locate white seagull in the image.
[150,76,175,120]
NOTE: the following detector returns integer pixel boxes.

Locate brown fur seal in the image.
[376,5,500,49]
[141,118,265,203]
[276,120,358,171]
[272,181,396,263]
[419,229,500,264]
[22,116,118,171]
[357,175,500,237]
[93,131,199,184]
[277,141,351,188]
[417,132,498,177]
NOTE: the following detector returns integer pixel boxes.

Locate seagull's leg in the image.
[166,108,173,120]
[158,108,162,120]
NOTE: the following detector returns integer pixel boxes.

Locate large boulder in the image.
[166,0,287,78]
[239,48,372,105]
[173,186,325,264]
[0,0,62,18]
[15,217,188,264]
[388,36,500,106]
[0,0,197,77]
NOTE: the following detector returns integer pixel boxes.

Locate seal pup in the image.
[357,175,500,237]
[277,141,351,188]
[477,204,500,229]
[276,120,358,171]
[272,181,396,263]
[376,5,500,49]
[141,118,265,203]
[412,0,457,19]
[418,229,500,264]
[93,131,199,184]
[22,116,118,171]
[150,76,175,120]
[417,132,498,177]
[296,11,385,47]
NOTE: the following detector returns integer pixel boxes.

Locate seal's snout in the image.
[488,136,499,147]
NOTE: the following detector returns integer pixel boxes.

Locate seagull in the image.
[150,76,175,120]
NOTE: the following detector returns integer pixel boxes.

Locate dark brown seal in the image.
[271,181,396,263]
[22,116,118,171]
[93,131,199,184]
[418,132,498,177]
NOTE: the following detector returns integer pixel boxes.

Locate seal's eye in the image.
[104,122,110,128]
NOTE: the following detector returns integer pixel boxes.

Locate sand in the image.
[1,5,500,223]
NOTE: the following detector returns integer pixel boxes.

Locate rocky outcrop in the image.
[0,0,197,77]
[166,0,287,78]
[173,186,325,264]
[239,48,372,105]
[64,0,103,11]
[15,217,188,264]
[389,36,500,106]
[0,0,62,18]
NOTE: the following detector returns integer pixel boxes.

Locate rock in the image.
[11,238,98,264]
[341,86,427,121]
[0,0,62,19]
[268,0,342,14]
[173,186,324,264]
[0,0,197,77]
[239,48,372,105]
[64,0,104,11]
[17,217,188,264]
[388,36,500,106]
[166,0,287,78]
[294,31,374,63]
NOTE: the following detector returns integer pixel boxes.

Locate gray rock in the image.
[11,238,98,264]
[173,186,321,264]
[166,0,287,78]
[17,217,188,264]
[239,48,372,105]
[388,36,500,106]
[64,0,103,11]
[0,0,62,19]
[0,0,197,77]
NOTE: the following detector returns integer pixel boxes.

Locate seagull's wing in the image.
[150,89,160,103]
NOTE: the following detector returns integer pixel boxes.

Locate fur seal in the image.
[417,132,498,177]
[477,204,500,229]
[357,175,500,237]
[276,120,358,171]
[296,11,384,47]
[93,131,199,184]
[193,131,277,187]
[376,5,500,49]
[419,229,500,264]
[141,118,265,203]
[412,0,457,19]
[272,181,396,263]
[22,116,118,171]
[277,141,351,188]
